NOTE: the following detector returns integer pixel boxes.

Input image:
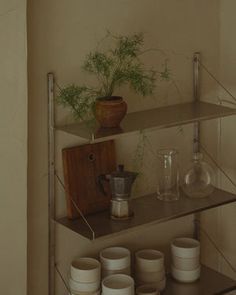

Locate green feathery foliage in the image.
[58,32,170,121]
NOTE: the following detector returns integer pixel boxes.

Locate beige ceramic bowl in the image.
[100,247,131,271]
[102,266,131,278]
[69,277,100,293]
[136,284,160,295]
[172,255,200,271]
[136,279,166,292]
[71,257,101,283]
[135,249,164,272]
[136,269,165,284]
[102,274,134,295]
[69,290,100,295]
[167,279,199,295]
[155,277,166,291]
[171,264,201,283]
[171,238,200,259]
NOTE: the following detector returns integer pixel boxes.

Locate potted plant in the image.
[58,32,168,128]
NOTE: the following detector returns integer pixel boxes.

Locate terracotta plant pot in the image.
[94,96,127,128]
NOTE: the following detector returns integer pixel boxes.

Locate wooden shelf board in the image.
[56,101,236,142]
[56,187,236,241]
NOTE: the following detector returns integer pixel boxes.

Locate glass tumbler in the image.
[157,149,179,201]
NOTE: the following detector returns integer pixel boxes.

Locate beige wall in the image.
[0,0,27,294]
[199,6,236,295]
[27,1,220,294]
[201,1,236,287]
[219,2,236,281]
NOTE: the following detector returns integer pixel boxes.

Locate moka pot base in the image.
[110,199,134,220]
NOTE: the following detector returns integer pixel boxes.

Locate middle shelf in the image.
[57,187,236,241]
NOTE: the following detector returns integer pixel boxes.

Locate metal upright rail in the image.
[48,73,55,295]
[193,52,200,153]
[47,72,95,295]
[193,52,201,239]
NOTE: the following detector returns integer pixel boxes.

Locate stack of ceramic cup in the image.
[102,274,134,295]
[69,257,101,295]
[100,247,131,278]
[171,237,201,283]
[135,249,166,292]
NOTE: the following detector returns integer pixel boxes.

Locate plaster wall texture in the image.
[27,1,220,294]
[196,8,236,295]
[0,0,27,294]
[201,3,236,292]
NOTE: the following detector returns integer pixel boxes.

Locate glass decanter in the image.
[182,152,215,198]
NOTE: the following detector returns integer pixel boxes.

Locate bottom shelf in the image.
[57,264,235,294]
[164,265,236,295]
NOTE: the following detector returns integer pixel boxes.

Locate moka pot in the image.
[98,165,138,201]
[97,165,138,219]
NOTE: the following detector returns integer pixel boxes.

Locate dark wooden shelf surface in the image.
[57,187,236,241]
[57,101,236,142]
[164,265,236,295]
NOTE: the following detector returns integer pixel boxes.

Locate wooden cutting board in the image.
[62,140,116,219]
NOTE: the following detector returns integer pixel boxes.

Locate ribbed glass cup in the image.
[157,149,179,201]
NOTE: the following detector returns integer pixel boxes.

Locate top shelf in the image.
[56,101,236,142]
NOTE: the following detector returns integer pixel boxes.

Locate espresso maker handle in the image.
[97,174,109,196]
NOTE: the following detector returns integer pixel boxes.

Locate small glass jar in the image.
[157,149,179,201]
[182,152,215,198]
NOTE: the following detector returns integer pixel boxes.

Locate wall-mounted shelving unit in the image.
[48,52,236,294]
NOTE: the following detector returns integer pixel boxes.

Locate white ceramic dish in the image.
[171,238,200,258]
[136,284,160,295]
[71,257,101,283]
[102,266,131,278]
[69,277,100,293]
[100,247,131,271]
[172,255,200,271]
[136,269,165,283]
[135,249,164,272]
[102,274,134,295]
[171,264,201,283]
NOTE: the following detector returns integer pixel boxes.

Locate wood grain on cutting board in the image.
[62,140,116,219]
